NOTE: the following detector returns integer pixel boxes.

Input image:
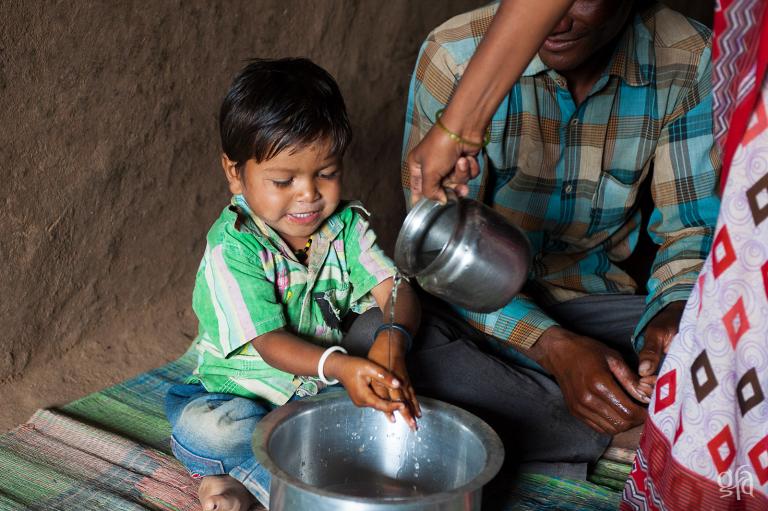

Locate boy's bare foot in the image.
[199,475,258,511]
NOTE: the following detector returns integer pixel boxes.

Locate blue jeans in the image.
[165,383,275,506]
[164,312,381,507]
[165,383,345,508]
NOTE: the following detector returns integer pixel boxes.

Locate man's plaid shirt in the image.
[401,3,720,350]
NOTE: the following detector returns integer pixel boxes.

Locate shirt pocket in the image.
[589,169,642,234]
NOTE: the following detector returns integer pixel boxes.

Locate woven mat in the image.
[0,350,626,510]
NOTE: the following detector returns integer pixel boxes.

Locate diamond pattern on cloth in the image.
[762,260,768,301]
[708,425,737,474]
[743,98,768,147]
[674,409,684,444]
[691,350,718,403]
[653,369,676,414]
[746,172,768,226]
[737,368,765,417]
[722,297,750,349]
[712,226,737,278]
[749,435,768,485]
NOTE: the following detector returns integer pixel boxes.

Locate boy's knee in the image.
[174,395,269,456]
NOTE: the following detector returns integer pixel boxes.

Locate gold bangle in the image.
[434,109,491,148]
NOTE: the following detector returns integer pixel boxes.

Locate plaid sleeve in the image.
[633,45,721,348]
[343,208,396,306]
[401,38,453,204]
[192,240,286,357]
[455,292,558,350]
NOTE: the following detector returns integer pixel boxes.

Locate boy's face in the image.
[222,139,342,251]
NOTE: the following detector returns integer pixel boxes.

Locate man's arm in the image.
[635,42,720,375]
[464,297,649,435]
[457,292,558,351]
[401,27,489,206]
[405,0,575,203]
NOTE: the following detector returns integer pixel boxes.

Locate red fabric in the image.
[622,421,768,511]
[716,4,768,188]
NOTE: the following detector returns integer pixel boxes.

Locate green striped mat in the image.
[0,350,626,510]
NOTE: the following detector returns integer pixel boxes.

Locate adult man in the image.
[402,0,719,442]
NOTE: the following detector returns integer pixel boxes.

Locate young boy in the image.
[165,58,421,511]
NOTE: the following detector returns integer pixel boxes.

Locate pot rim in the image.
[252,392,505,505]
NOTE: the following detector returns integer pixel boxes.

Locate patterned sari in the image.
[622,1,768,509]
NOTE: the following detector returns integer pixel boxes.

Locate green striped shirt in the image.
[189,195,396,405]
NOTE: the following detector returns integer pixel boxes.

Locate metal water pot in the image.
[253,392,503,511]
[394,193,531,313]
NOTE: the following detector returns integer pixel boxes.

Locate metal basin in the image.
[394,194,531,313]
[253,392,504,510]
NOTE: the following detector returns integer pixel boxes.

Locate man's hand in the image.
[530,326,648,435]
[367,331,421,430]
[407,124,480,205]
[637,301,685,378]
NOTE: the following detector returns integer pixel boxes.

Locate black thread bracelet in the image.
[373,323,413,353]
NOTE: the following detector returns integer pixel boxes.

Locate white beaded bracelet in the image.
[317,345,347,385]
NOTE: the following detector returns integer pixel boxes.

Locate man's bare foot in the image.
[198,475,257,511]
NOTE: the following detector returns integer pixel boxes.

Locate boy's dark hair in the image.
[220,58,352,171]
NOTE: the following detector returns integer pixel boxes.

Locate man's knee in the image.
[341,308,382,356]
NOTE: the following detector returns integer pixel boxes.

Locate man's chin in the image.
[539,51,589,74]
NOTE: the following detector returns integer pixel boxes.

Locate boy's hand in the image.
[324,353,410,423]
[367,331,421,431]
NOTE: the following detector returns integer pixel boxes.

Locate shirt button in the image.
[555,78,566,88]
[564,184,573,193]
[569,118,579,127]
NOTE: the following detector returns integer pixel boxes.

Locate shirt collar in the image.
[230,194,281,248]
[229,194,350,256]
[521,11,651,87]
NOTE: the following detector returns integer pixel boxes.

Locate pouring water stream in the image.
[387,272,403,373]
